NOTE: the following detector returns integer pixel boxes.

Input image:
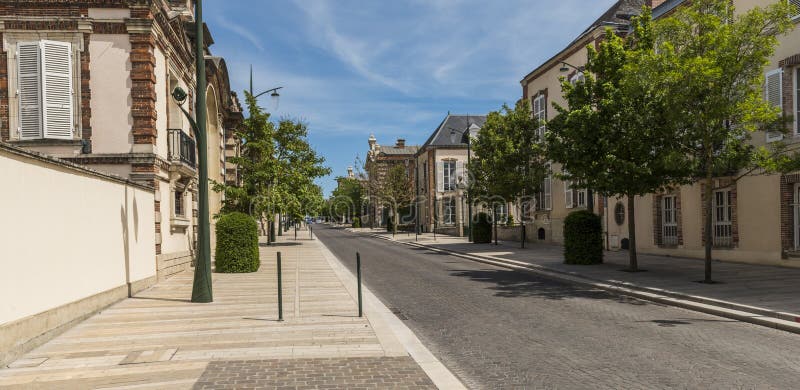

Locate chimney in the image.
[396,138,406,148]
[368,134,377,150]
[347,166,354,178]
[647,0,667,9]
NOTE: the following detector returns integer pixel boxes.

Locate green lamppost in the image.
[169,0,211,303]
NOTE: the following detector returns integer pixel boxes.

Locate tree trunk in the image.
[704,167,714,283]
[627,195,638,271]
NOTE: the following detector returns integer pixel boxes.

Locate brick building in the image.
[0,0,242,279]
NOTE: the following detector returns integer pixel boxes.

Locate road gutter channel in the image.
[349,229,800,335]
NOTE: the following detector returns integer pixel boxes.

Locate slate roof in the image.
[570,0,645,46]
[521,0,646,84]
[652,0,685,19]
[420,114,487,150]
[379,145,420,155]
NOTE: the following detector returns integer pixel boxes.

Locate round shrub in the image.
[215,212,260,273]
[472,212,492,243]
[352,217,361,228]
[563,210,603,265]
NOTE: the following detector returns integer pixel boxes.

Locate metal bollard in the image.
[277,252,283,321]
[521,224,526,249]
[294,224,297,240]
[310,225,313,240]
[357,252,363,317]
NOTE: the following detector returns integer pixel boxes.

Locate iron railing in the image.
[168,129,196,168]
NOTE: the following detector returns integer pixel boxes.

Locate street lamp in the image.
[248,66,283,242]
[559,61,583,73]
[171,0,212,303]
[449,125,473,242]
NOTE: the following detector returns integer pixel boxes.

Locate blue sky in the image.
[203,0,619,196]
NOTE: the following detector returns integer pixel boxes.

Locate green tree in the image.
[381,164,414,229]
[547,8,692,271]
[332,177,364,222]
[654,0,794,282]
[469,100,547,224]
[218,93,330,235]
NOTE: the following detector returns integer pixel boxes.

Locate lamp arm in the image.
[253,86,283,99]
[177,104,204,144]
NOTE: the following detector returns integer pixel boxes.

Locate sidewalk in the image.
[0,235,462,389]
[351,228,800,331]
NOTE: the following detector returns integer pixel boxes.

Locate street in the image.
[314,225,800,389]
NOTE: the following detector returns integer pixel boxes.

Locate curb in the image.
[347,228,800,335]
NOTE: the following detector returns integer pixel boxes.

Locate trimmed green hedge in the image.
[472,212,492,243]
[352,217,361,228]
[215,212,260,273]
[387,218,395,233]
[563,210,603,265]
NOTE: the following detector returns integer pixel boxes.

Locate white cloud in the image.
[213,15,265,51]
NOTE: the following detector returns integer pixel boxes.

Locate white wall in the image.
[89,34,132,154]
[0,147,156,325]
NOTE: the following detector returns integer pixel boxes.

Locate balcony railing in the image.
[168,129,196,168]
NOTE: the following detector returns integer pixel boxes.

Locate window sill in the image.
[8,138,81,147]
[171,216,190,231]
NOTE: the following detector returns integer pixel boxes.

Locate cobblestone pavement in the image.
[193,357,434,389]
[316,225,800,389]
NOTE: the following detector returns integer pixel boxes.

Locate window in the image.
[16,40,74,140]
[494,203,507,224]
[765,68,783,142]
[789,0,800,20]
[576,187,587,208]
[537,175,552,211]
[532,94,546,140]
[443,197,456,225]
[713,189,733,247]
[569,72,585,85]
[440,160,456,192]
[662,195,678,246]
[175,190,185,217]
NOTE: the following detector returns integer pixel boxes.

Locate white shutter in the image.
[544,176,552,210]
[41,40,73,140]
[564,180,574,209]
[17,42,42,140]
[790,0,800,20]
[436,161,444,193]
[455,160,464,187]
[765,68,783,142]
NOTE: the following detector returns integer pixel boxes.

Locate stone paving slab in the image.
[352,228,800,318]
[0,235,448,389]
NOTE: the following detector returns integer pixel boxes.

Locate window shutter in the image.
[564,180,573,209]
[765,68,783,142]
[544,176,551,210]
[17,42,42,140]
[436,161,444,193]
[455,160,465,186]
[41,40,73,140]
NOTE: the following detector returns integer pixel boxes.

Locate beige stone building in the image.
[0,0,243,278]
[521,0,800,267]
[415,114,486,235]
[365,135,419,227]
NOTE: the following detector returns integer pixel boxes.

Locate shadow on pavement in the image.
[448,268,649,306]
[259,242,302,247]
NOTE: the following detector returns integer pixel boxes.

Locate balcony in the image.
[168,129,196,178]
[168,129,196,167]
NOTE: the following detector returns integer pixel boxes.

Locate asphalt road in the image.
[314,225,800,389]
